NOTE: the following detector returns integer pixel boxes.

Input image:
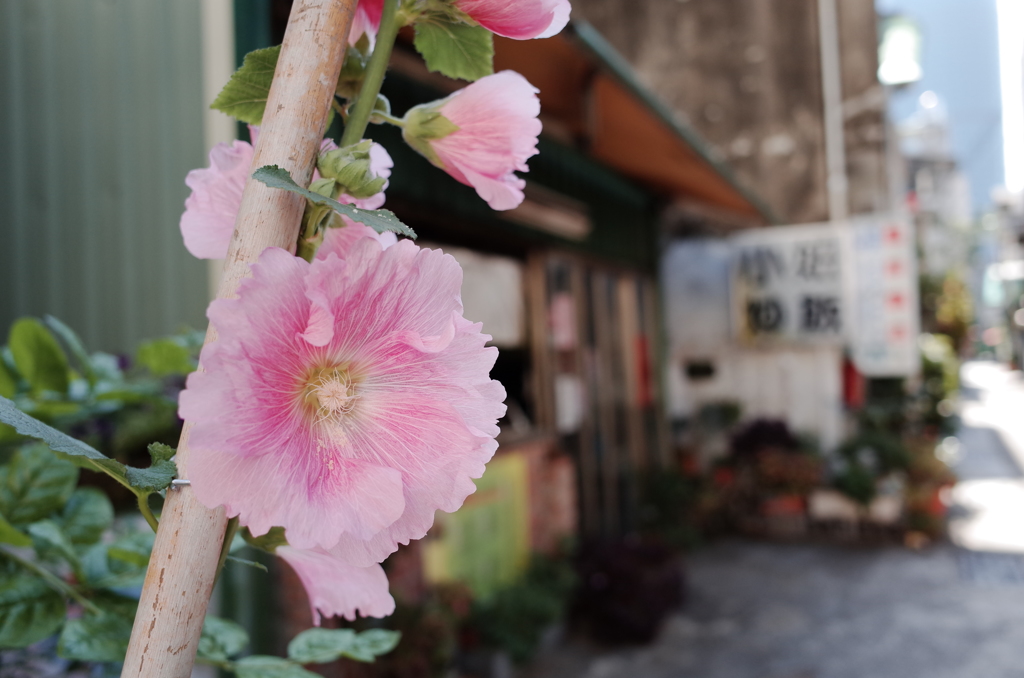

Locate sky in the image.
[877,0,1006,212]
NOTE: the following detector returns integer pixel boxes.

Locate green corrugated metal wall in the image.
[0,0,211,352]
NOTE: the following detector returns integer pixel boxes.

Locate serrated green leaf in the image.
[347,628,401,661]
[43,316,97,387]
[0,397,129,489]
[123,443,177,494]
[136,338,195,377]
[9,318,70,394]
[211,45,280,125]
[287,628,357,664]
[414,21,493,82]
[0,359,16,399]
[57,600,135,663]
[287,628,400,664]
[27,519,80,569]
[0,563,66,648]
[252,166,416,239]
[60,488,113,545]
[0,398,177,495]
[236,655,320,678]
[80,542,147,590]
[198,616,250,662]
[0,444,78,526]
[242,526,288,553]
[0,513,30,547]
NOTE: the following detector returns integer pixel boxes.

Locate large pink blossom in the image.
[278,546,395,624]
[455,0,571,40]
[403,71,541,211]
[180,242,506,557]
[180,131,392,259]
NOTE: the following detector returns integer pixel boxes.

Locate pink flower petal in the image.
[278,546,395,624]
[182,242,506,552]
[455,0,571,40]
[349,0,385,46]
[179,140,253,259]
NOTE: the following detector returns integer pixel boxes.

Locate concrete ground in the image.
[528,362,1024,678]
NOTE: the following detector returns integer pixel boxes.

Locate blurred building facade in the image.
[573,0,895,223]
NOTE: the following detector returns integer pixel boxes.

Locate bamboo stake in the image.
[122,2,356,675]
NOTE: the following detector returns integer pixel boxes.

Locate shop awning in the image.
[493,22,777,225]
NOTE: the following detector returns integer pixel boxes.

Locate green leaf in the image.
[107,532,153,570]
[346,628,401,662]
[198,615,250,662]
[43,316,97,387]
[252,166,416,239]
[60,488,113,545]
[235,655,320,678]
[80,541,149,590]
[0,359,16,399]
[211,45,280,125]
[0,398,178,494]
[0,562,66,648]
[0,397,127,484]
[242,526,288,553]
[27,520,80,569]
[0,513,30,547]
[0,444,78,525]
[287,628,400,664]
[58,598,136,663]
[414,20,494,82]
[136,338,195,377]
[123,443,177,494]
[9,318,70,394]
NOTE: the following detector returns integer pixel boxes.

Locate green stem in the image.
[137,492,159,533]
[0,545,100,615]
[374,112,406,127]
[340,0,400,146]
[214,517,240,586]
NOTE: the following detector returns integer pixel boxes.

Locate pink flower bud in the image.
[455,0,571,40]
[403,71,541,211]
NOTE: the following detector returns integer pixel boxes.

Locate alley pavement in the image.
[529,361,1024,678]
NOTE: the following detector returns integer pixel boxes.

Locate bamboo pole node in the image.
[121,2,357,676]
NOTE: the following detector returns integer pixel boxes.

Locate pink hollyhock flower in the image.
[278,546,395,624]
[179,130,392,259]
[403,71,541,211]
[455,0,571,40]
[180,242,506,556]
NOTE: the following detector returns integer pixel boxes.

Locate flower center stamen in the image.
[304,367,359,424]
